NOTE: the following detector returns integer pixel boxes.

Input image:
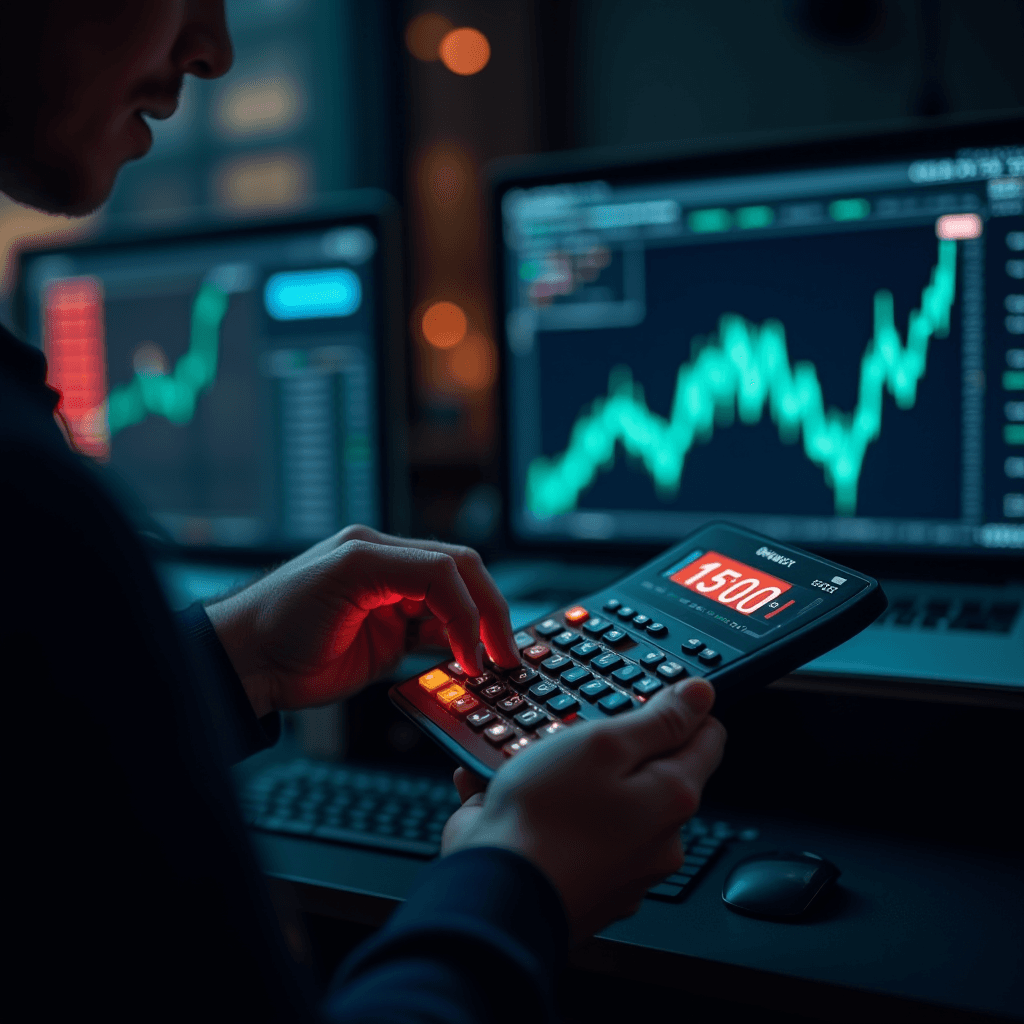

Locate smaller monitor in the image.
[16,193,406,553]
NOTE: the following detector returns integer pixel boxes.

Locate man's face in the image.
[0,1,232,216]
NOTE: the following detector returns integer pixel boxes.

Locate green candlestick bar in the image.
[107,281,230,435]
[526,238,957,518]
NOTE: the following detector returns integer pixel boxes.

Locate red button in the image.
[450,694,480,715]
[523,644,551,662]
[565,605,589,624]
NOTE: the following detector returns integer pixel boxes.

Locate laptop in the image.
[488,113,1024,699]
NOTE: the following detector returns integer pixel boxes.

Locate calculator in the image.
[390,522,886,779]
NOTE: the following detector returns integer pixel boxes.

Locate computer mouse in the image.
[722,851,840,919]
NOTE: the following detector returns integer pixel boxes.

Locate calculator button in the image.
[552,630,581,649]
[561,666,593,688]
[450,694,480,715]
[535,619,563,638]
[466,710,494,730]
[632,677,663,697]
[464,672,495,691]
[523,644,551,663]
[503,736,533,757]
[602,629,629,646]
[570,641,601,661]
[564,605,590,624]
[612,664,644,684]
[541,654,573,675]
[697,648,721,665]
[481,683,509,704]
[682,638,705,653]
[497,694,527,714]
[602,598,621,612]
[637,648,666,667]
[632,614,651,627]
[529,680,560,702]
[538,720,568,738]
[417,668,451,693]
[615,606,636,620]
[598,691,632,715]
[514,631,534,649]
[592,651,624,673]
[656,661,686,681]
[580,680,611,702]
[647,883,684,900]
[582,617,613,636]
[508,667,539,688]
[548,693,580,716]
[515,708,548,730]
[484,722,513,745]
[435,683,467,706]
[646,622,668,637]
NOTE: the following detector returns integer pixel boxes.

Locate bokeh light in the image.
[405,12,453,61]
[215,75,304,137]
[213,150,310,214]
[421,301,468,349]
[450,332,497,391]
[439,28,491,76]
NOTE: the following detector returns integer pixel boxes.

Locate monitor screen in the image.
[18,205,398,551]
[497,116,1024,554]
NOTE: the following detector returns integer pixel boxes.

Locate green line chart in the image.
[526,238,957,517]
[107,281,230,435]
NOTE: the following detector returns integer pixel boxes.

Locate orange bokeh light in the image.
[450,332,497,391]
[421,301,468,349]
[439,28,491,76]
[405,12,454,61]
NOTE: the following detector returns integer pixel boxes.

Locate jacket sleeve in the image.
[176,601,281,765]
[324,847,569,1024]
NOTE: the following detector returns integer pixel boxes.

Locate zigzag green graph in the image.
[526,238,957,517]
[107,282,230,435]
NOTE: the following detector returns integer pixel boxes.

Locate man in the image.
[1,3,726,1020]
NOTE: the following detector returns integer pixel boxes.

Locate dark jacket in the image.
[1,321,567,1022]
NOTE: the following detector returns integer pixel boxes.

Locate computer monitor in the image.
[16,193,407,553]
[494,113,1024,560]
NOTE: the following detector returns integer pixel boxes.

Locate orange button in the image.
[418,668,451,693]
[436,683,467,706]
[565,605,589,624]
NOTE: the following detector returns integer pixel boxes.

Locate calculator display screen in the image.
[632,525,870,653]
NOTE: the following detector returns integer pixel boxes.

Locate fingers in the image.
[640,716,727,822]
[331,540,485,674]
[613,677,716,768]
[332,527,519,667]
[453,767,488,803]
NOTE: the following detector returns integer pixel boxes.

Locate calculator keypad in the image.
[400,592,735,774]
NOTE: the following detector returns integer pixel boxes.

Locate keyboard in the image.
[242,760,463,857]
[872,594,1020,631]
[243,758,758,901]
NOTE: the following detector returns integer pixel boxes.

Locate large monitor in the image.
[494,114,1024,557]
[16,194,406,553]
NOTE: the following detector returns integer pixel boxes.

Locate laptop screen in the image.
[17,201,402,552]
[496,116,1024,554]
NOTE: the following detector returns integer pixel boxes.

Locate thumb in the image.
[614,677,715,767]
[453,767,488,804]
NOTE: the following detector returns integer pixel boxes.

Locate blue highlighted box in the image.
[264,268,362,320]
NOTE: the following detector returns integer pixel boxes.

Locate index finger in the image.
[338,529,519,667]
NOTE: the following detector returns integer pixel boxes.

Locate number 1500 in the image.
[681,562,784,615]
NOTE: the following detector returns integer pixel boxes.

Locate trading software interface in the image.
[500,138,1024,551]
[21,221,382,549]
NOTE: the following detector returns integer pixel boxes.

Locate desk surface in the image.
[253,811,1024,1023]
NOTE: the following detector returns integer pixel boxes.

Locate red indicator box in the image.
[669,551,792,617]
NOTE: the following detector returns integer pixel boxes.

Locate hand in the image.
[206,525,520,717]
[441,677,726,943]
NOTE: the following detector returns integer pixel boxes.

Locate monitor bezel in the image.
[14,189,409,562]
[489,111,1024,580]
